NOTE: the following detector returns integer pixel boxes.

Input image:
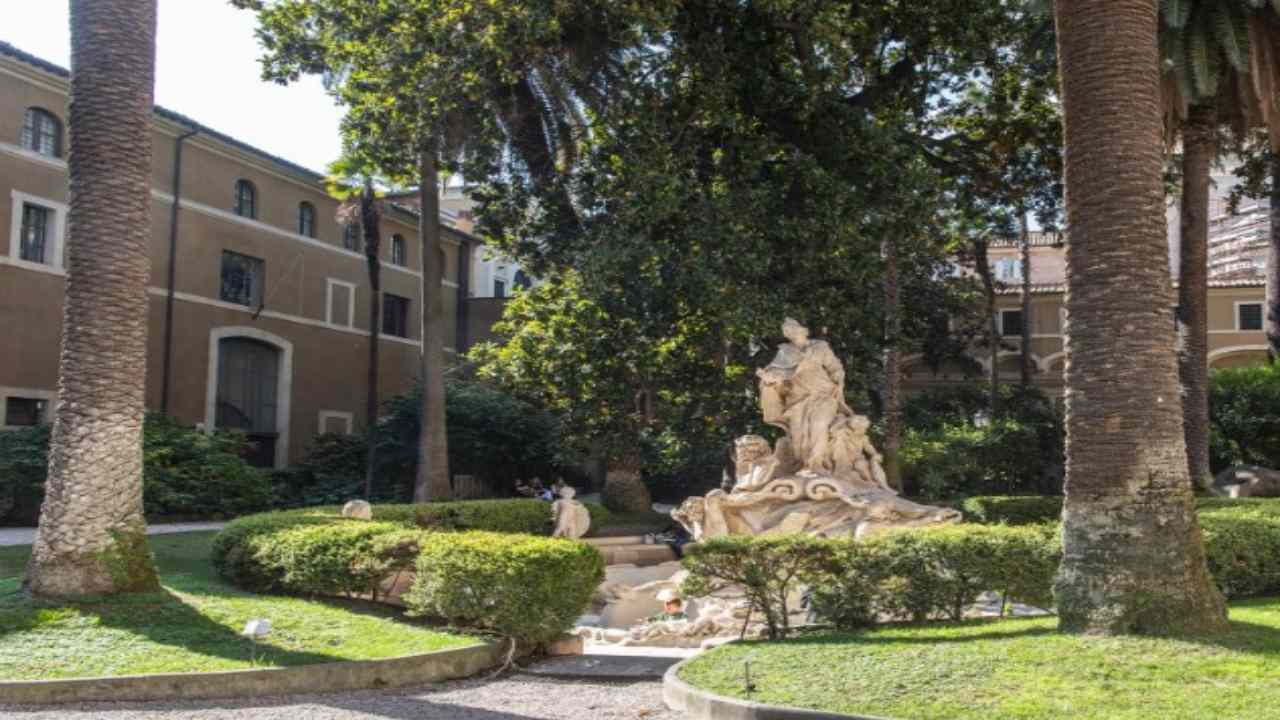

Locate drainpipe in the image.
[160,128,199,415]
[456,237,471,352]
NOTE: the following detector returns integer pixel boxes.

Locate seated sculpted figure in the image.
[673,318,960,541]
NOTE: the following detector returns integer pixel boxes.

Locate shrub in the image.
[811,525,1060,627]
[959,495,1064,525]
[0,414,269,523]
[142,414,272,517]
[682,535,836,640]
[285,380,568,504]
[1210,362,1280,473]
[413,498,611,534]
[0,424,49,524]
[211,510,354,590]
[402,531,604,645]
[603,471,653,513]
[901,386,1063,498]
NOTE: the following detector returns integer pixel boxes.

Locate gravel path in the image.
[0,675,678,720]
[0,522,226,547]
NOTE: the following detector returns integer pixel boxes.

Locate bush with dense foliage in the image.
[900,385,1063,498]
[212,499,611,591]
[809,524,1059,627]
[402,531,604,645]
[958,495,1065,525]
[0,414,269,523]
[280,380,567,505]
[1210,362,1280,473]
[682,535,835,639]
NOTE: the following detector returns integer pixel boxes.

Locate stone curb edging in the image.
[663,657,894,720]
[0,642,505,705]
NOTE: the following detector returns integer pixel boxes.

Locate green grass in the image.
[680,599,1280,720]
[0,532,477,680]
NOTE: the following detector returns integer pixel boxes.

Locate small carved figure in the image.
[551,486,592,539]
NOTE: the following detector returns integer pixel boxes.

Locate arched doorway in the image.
[216,338,279,467]
[205,327,293,468]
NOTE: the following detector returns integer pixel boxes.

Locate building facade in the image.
[906,235,1271,397]
[0,42,479,468]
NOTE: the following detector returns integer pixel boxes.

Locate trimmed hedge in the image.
[402,531,604,645]
[679,499,1280,633]
[958,495,1064,525]
[211,504,607,645]
[809,524,1059,627]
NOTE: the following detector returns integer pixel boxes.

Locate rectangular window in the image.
[1239,302,1264,331]
[494,279,506,299]
[391,236,406,266]
[382,293,410,338]
[220,251,265,308]
[343,224,361,252]
[999,309,1024,337]
[4,397,46,426]
[19,203,49,264]
[326,279,355,328]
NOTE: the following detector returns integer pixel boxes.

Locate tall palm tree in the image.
[1162,0,1280,485]
[26,0,161,597]
[1053,0,1226,634]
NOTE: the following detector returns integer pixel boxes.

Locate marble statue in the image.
[551,486,592,539]
[673,318,960,540]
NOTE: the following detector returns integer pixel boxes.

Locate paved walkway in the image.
[0,673,678,720]
[0,522,225,547]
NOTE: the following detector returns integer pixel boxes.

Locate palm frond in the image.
[1189,21,1221,98]
[1163,0,1194,28]
[1216,1,1253,72]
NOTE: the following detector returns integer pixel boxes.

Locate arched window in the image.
[234,179,257,219]
[391,234,406,266]
[21,108,62,158]
[514,269,532,290]
[297,202,316,237]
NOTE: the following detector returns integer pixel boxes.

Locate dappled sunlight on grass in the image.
[680,600,1280,720]
[0,532,477,680]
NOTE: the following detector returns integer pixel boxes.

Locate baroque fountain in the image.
[575,318,961,649]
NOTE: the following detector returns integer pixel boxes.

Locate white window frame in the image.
[998,308,1025,337]
[1236,301,1265,332]
[993,257,1022,283]
[7,190,67,274]
[325,278,357,329]
[1,386,56,429]
[318,410,354,435]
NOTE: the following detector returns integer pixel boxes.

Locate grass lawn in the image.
[679,599,1280,720]
[0,532,477,681]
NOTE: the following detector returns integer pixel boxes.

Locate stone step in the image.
[596,543,677,567]
[584,535,651,547]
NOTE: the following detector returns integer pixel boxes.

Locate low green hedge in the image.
[680,500,1280,633]
[960,495,1280,527]
[810,524,1059,627]
[403,531,604,645]
[212,505,606,645]
[958,495,1064,525]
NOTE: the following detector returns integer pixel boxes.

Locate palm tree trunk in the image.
[415,146,451,502]
[973,236,1001,415]
[1019,210,1034,388]
[26,0,161,597]
[361,181,382,500]
[881,237,903,492]
[1178,104,1216,490]
[1053,0,1225,634]
[1268,154,1280,361]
